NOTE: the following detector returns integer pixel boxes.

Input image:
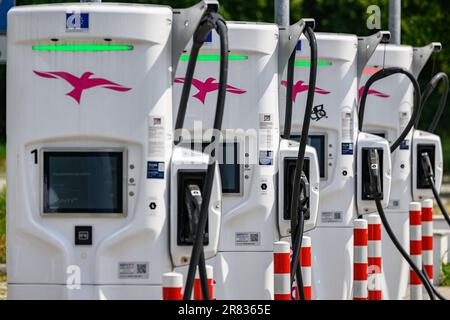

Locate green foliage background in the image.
[1,0,449,169]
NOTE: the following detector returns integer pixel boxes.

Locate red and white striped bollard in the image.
[353,219,368,300]
[162,272,183,300]
[273,241,291,300]
[409,202,422,300]
[422,199,434,296]
[368,214,382,300]
[194,265,214,300]
[301,236,312,300]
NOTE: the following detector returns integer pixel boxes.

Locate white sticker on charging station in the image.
[259,113,273,129]
[118,262,149,279]
[148,115,165,157]
[341,111,353,141]
[388,199,400,209]
[235,232,261,246]
[321,211,343,223]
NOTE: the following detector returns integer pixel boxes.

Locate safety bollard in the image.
[409,202,423,300]
[422,199,434,297]
[301,236,312,300]
[368,214,382,300]
[162,272,183,300]
[194,265,214,300]
[273,241,291,300]
[353,219,368,300]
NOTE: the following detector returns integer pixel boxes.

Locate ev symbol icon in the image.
[66,12,89,30]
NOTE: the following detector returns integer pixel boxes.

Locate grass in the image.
[441,262,450,286]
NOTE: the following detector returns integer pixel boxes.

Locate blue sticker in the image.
[259,150,273,166]
[66,13,89,30]
[400,139,409,150]
[296,40,302,51]
[341,143,354,155]
[205,31,213,43]
[147,161,165,179]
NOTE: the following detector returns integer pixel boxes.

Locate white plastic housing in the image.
[356,132,392,214]
[359,44,414,212]
[172,22,281,299]
[173,24,280,252]
[280,33,359,300]
[412,130,443,201]
[7,4,173,299]
[278,139,319,236]
[170,146,222,266]
[280,33,359,226]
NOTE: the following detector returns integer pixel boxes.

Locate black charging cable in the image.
[415,72,449,133]
[421,152,450,227]
[184,184,210,300]
[366,149,436,300]
[286,25,317,300]
[173,9,229,300]
[358,68,421,152]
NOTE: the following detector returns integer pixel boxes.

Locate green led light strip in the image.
[32,44,134,52]
[180,54,248,61]
[295,61,333,67]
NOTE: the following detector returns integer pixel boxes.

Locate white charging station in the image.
[172,22,281,299]
[279,32,391,299]
[360,42,441,299]
[6,1,213,300]
[171,20,321,299]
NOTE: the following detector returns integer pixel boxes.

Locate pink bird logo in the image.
[175,77,246,104]
[281,80,330,102]
[358,86,389,100]
[33,71,132,104]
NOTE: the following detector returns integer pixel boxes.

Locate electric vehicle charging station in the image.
[277,20,320,241]
[171,18,319,299]
[360,42,442,299]
[279,31,391,300]
[6,1,217,300]
[411,44,444,203]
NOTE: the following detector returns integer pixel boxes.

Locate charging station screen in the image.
[291,135,326,178]
[190,142,241,194]
[43,151,123,214]
[219,142,240,194]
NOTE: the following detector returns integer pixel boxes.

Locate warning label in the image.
[118,262,149,279]
[235,232,261,246]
